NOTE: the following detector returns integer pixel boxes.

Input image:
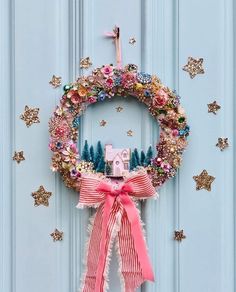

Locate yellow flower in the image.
[135,83,143,90]
[78,86,88,97]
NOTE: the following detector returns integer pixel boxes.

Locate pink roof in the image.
[105,144,130,162]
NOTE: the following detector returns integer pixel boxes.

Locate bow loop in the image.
[77,170,157,209]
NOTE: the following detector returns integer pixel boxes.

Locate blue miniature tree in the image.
[145,146,153,166]
[140,150,146,166]
[130,152,138,170]
[134,148,140,166]
[89,145,95,163]
[94,141,103,169]
[96,155,105,173]
[82,140,90,161]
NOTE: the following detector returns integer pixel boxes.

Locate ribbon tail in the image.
[121,196,154,284]
[94,195,116,291]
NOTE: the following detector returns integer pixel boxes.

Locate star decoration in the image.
[99,120,107,127]
[127,130,133,137]
[50,229,63,242]
[208,101,221,115]
[174,230,186,242]
[49,75,62,88]
[20,105,40,127]
[129,37,136,45]
[193,170,215,191]
[12,151,25,164]
[216,137,229,151]
[182,57,205,79]
[116,106,123,112]
[31,185,52,207]
[80,57,92,69]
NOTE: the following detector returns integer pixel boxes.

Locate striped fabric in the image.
[78,170,156,292]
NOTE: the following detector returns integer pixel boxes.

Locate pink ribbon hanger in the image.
[104,26,122,69]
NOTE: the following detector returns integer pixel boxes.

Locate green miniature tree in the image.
[89,145,95,163]
[145,146,153,166]
[94,141,103,169]
[105,161,112,176]
[134,148,140,166]
[130,152,138,170]
[96,155,105,173]
[140,150,146,166]
[82,140,90,161]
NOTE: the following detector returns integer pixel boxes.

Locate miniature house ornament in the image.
[49,26,189,292]
[105,144,130,177]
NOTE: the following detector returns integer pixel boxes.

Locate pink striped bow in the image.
[77,170,156,292]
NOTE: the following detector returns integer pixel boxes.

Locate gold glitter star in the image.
[208,101,221,115]
[100,120,107,127]
[183,57,205,79]
[216,137,229,151]
[193,170,215,191]
[129,37,136,45]
[80,57,92,69]
[49,75,62,88]
[31,185,52,207]
[174,230,186,242]
[50,229,63,242]
[116,106,123,112]
[12,151,25,164]
[127,130,133,137]
[20,105,40,127]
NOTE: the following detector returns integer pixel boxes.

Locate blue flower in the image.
[179,129,185,136]
[114,77,122,86]
[98,91,107,101]
[179,125,190,136]
[136,72,152,84]
[69,106,74,113]
[144,90,151,97]
[56,142,63,149]
[72,116,80,128]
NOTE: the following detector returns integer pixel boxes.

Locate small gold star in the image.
[12,151,25,164]
[20,105,40,127]
[50,229,63,242]
[174,230,186,242]
[193,170,215,191]
[80,57,92,69]
[100,120,107,127]
[216,138,229,151]
[183,57,205,78]
[127,130,133,137]
[208,101,221,114]
[32,185,52,207]
[129,37,136,45]
[49,75,62,88]
[116,106,123,112]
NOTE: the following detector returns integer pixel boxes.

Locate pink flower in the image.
[105,77,114,88]
[153,157,162,166]
[62,143,79,164]
[88,96,97,104]
[101,65,113,77]
[121,72,136,89]
[67,90,82,104]
[153,89,169,108]
[172,129,179,137]
[161,162,171,172]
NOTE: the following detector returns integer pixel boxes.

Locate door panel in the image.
[0,0,234,291]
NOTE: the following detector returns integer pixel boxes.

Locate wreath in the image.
[49,63,189,191]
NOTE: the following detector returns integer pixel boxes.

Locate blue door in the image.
[0,0,234,291]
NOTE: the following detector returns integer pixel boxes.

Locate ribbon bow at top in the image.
[77,169,156,292]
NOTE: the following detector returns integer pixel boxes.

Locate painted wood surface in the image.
[0,0,235,291]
